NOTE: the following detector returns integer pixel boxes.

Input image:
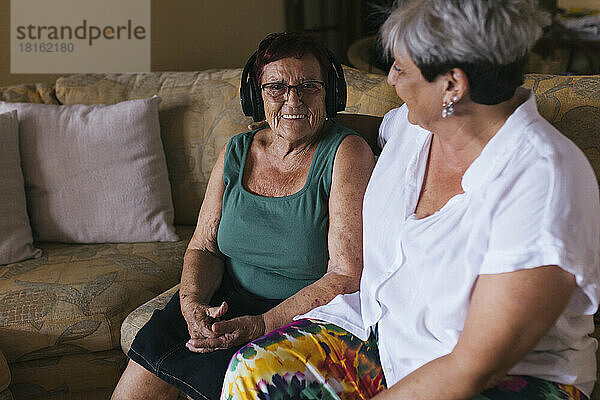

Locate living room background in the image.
[0,0,597,86]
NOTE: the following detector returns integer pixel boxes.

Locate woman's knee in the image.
[112,359,179,400]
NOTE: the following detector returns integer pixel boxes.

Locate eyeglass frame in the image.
[260,80,326,100]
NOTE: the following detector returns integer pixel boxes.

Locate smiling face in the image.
[260,54,327,144]
[387,54,445,129]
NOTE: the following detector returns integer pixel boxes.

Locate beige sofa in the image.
[0,68,599,400]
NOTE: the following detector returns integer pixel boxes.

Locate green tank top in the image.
[217,122,357,300]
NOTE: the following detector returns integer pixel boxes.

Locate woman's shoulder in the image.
[379,104,421,147]
[515,112,597,194]
[327,132,375,188]
[225,128,263,158]
[228,128,259,146]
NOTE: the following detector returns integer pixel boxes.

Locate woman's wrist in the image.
[254,314,267,338]
[179,295,208,319]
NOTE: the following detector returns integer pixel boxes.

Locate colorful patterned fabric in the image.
[475,376,588,400]
[222,319,588,400]
[222,319,386,400]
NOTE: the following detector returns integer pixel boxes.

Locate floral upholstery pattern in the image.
[9,349,124,400]
[0,389,13,400]
[523,74,600,186]
[0,83,58,105]
[0,349,10,398]
[0,226,193,398]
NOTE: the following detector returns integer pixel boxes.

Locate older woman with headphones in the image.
[111,32,375,400]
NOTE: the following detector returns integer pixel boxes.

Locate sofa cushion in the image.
[592,316,600,400]
[0,97,178,244]
[0,348,9,392]
[343,67,402,116]
[0,225,193,363]
[0,110,41,265]
[8,349,125,400]
[0,83,58,105]
[55,70,251,226]
[54,67,401,225]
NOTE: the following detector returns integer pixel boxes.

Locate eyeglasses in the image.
[261,81,326,100]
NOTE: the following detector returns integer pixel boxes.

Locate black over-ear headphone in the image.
[240,49,347,122]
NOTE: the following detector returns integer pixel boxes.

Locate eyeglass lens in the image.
[262,81,324,99]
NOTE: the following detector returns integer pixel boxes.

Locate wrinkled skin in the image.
[261,54,327,148]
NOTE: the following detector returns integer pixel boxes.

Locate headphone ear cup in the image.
[336,73,347,113]
[240,52,265,122]
[240,79,253,118]
[325,50,347,119]
[248,76,265,122]
[326,68,337,119]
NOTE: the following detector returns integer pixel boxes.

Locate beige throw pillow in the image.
[0,110,41,264]
[0,97,178,243]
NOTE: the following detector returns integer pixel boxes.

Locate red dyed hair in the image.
[254,32,331,85]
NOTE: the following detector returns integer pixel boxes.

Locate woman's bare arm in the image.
[179,145,228,344]
[373,265,577,400]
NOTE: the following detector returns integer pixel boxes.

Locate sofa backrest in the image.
[52,67,400,225]
[1,69,598,225]
[522,74,600,187]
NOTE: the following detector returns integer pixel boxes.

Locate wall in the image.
[0,0,286,86]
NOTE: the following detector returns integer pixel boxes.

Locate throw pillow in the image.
[0,97,179,243]
[0,110,41,264]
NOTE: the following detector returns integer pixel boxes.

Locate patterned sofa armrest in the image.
[0,348,12,400]
[120,284,180,355]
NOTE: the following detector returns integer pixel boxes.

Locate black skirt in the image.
[128,274,282,400]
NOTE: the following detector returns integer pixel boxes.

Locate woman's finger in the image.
[206,301,228,319]
[211,318,240,335]
[186,334,235,351]
[185,344,228,353]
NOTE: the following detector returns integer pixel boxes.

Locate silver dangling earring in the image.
[442,95,459,118]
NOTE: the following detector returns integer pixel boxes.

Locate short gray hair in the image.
[381,0,551,67]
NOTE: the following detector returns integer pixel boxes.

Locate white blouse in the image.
[302,93,600,396]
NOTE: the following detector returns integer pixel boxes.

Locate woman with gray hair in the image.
[220,1,600,399]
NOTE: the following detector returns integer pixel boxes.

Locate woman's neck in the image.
[430,88,529,171]
[265,120,329,160]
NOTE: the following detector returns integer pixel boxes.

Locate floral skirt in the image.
[221,319,589,400]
